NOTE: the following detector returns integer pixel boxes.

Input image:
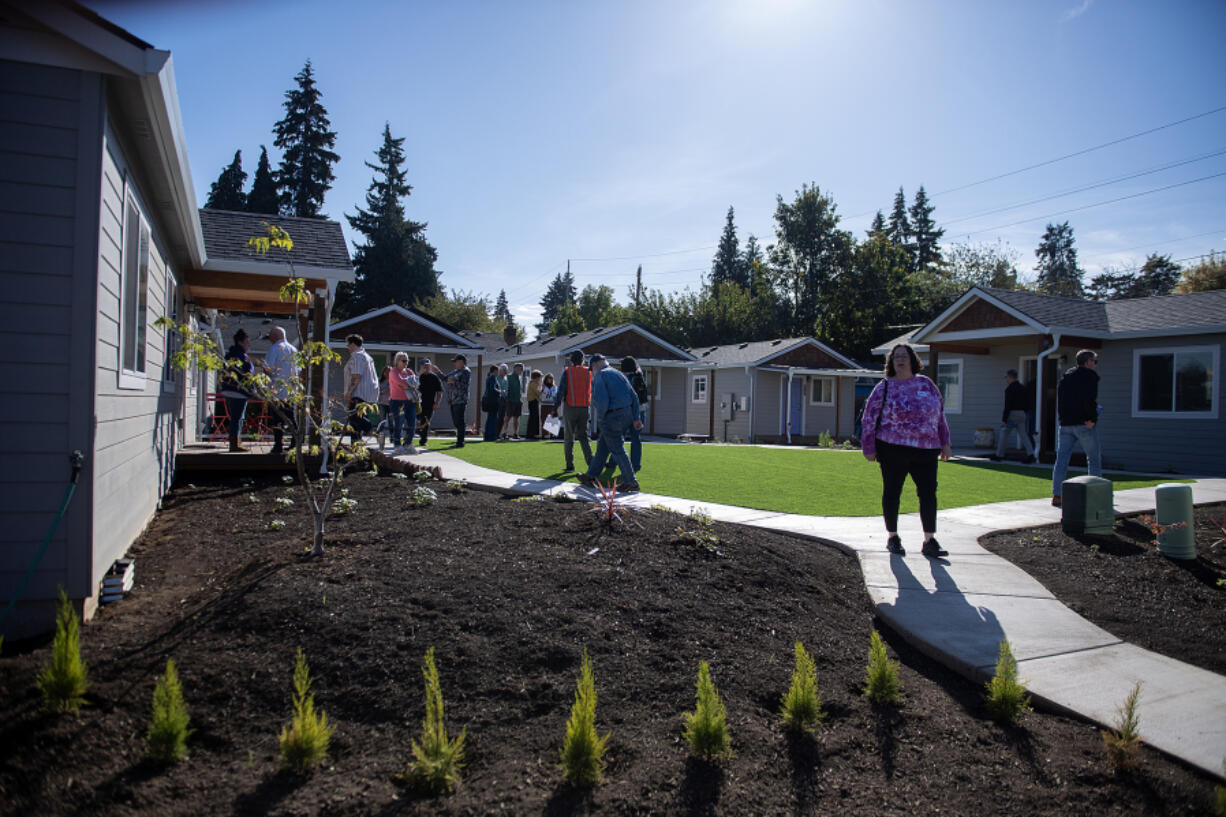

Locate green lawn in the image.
[423,439,1181,516]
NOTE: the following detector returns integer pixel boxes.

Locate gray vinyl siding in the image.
[91,124,181,605]
[938,350,1026,449]
[711,368,751,442]
[685,369,714,436]
[753,371,784,439]
[648,366,685,435]
[1095,335,1225,475]
[0,60,102,635]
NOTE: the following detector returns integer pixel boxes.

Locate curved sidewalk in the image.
[383,449,1226,779]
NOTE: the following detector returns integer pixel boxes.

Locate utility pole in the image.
[635,264,642,311]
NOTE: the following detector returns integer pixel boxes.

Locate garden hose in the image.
[0,450,84,633]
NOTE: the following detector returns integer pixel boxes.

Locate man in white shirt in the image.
[262,325,300,454]
[342,333,379,445]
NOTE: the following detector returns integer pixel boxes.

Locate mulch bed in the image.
[980,502,1226,676]
[0,470,1221,816]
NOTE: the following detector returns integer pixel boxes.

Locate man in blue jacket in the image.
[577,354,642,492]
[1051,349,1102,507]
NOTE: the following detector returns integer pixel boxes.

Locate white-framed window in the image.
[162,272,178,393]
[809,377,834,406]
[691,374,708,403]
[118,192,150,390]
[1132,346,1218,419]
[936,359,963,413]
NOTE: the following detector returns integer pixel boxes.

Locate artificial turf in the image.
[423,438,1181,516]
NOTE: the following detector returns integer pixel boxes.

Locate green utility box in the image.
[1154,483,1196,559]
[1061,475,1115,536]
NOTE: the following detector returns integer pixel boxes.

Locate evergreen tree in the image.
[769,183,854,338]
[742,234,764,289]
[335,124,440,318]
[1034,221,1084,297]
[869,210,887,237]
[886,187,912,249]
[204,150,247,211]
[1134,253,1182,297]
[909,186,944,271]
[824,233,912,362]
[246,146,280,215]
[493,289,514,324]
[273,60,340,218]
[537,271,578,334]
[710,206,746,287]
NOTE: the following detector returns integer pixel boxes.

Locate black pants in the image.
[347,397,373,444]
[419,401,436,445]
[526,399,540,438]
[450,402,467,445]
[876,439,939,533]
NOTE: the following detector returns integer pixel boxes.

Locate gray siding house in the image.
[908,286,1226,474]
[0,3,353,638]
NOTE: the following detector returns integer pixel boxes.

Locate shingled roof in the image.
[689,337,861,368]
[199,209,353,271]
[981,287,1226,334]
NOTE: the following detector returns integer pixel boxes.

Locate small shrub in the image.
[446,479,468,493]
[683,661,731,760]
[779,641,825,732]
[269,519,287,531]
[1102,681,1143,770]
[278,648,334,773]
[405,647,466,794]
[393,472,409,480]
[275,496,294,509]
[817,429,833,448]
[413,469,434,482]
[863,630,903,705]
[281,475,295,484]
[1136,514,1188,549]
[37,588,88,715]
[331,496,358,514]
[840,439,855,450]
[676,510,723,555]
[984,640,1030,724]
[588,480,641,527]
[411,486,438,507]
[147,658,192,763]
[551,492,575,503]
[560,649,609,787]
[513,494,544,503]
[247,493,259,503]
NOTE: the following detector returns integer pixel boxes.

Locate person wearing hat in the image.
[416,358,444,447]
[577,353,642,492]
[990,368,1035,463]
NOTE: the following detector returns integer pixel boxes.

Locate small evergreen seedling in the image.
[147,658,192,762]
[863,630,903,705]
[559,649,609,787]
[1102,681,1143,770]
[779,641,825,732]
[405,647,466,794]
[278,648,334,773]
[683,661,731,759]
[37,588,88,714]
[984,640,1030,724]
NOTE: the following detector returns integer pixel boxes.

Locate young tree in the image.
[742,234,764,288]
[909,185,944,272]
[769,183,854,338]
[1175,250,1226,293]
[1034,221,1084,297]
[204,150,247,211]
[246,146,280,215]
[537,271,578,334]
[710,206,747,288]
[274,60,340,218]
[335,124,441,318]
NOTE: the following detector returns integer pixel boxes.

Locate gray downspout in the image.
[1036,331,1062,454]
[786,367,794,445]
[746,365,755,444]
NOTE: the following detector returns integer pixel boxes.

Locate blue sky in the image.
[89,0,1226,333]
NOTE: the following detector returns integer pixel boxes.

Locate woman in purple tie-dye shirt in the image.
[861,343,952,558]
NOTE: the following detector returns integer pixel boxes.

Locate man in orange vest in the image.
[557,348,594,471]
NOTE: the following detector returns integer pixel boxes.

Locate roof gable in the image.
[500,324,695,361]
[330,305,480,349]
[199,209,353,272]
[692,337,859,369]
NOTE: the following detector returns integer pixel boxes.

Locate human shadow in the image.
[875,553,1008,680]
[679,756,724,817]
[784,731,822,815]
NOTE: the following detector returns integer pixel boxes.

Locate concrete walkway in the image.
[379,446,1226,779]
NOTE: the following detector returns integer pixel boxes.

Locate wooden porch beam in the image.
[185,269,327,292]
[191,297,298,315]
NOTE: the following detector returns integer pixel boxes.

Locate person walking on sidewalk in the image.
[860,343,951,558]
[342,334,380,447]
[558,349,593,471]
[439,355,471,448]
[1050,349,1102,507]
[990,369,1036,463]
[416,358,443,447]
[577,354,642,492]
[621,356,649,473]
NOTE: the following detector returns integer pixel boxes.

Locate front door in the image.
[780,376,805,438]
[1040,357,1060,460]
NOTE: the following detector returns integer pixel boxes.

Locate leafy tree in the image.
[246,145,280,215]
[204,150,247,211]
[537,271,577,334]
[416,289,495,331]
[1175,250,1226,293]
[1034,221,1084,297]
[550,301,586,335]
[273,60,340,218]
[946,240,1021,291]
[576,284,625,329]
[909,185,944,272]
[711,206,747,288]
[335,124,441,318]
[824,233,912,362]
[769,183,854,338]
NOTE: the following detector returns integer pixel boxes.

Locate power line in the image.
[569,245,715,262]
[1079,228,1225,267]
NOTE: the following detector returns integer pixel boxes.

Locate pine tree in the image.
[204,150,247,211]
[886,187,912,248]
[869,210,887,237]
[273,60,340,218]
[1035,221,1084,297]
[742,234,763,289]
[493,289,513,324]
[1134,253,1181,298]
[537,271,578,334]
[909,185,944,272]
[335,124,440,318]
[246,146,280,215]
[711,206,746,287]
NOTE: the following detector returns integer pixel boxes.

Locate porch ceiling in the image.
[183,269,327,315]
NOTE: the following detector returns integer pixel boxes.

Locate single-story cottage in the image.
[905,286,1226,474]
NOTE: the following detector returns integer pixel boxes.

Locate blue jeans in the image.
[224,396,247,441]
[624,406,645,471]
[1051,424,1102,497]
[996,410,1034,458]
[389,399,417,446]
[585,405,636,484]
[484,409,501,441]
